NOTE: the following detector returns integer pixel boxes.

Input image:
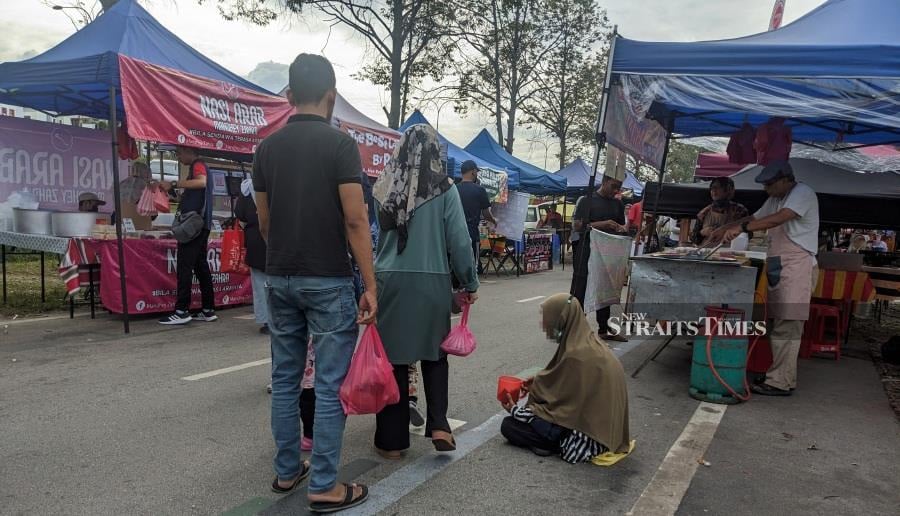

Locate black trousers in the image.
[175,228,214,312]
[472,240,482,274]
[299,388,315,439]
[570,239,612,334]
[500,417,559,453]
[375,356,451,451]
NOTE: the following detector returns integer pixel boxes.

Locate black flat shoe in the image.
[271,461,311,493]
[751,383,792,397]
[309,483,369,513]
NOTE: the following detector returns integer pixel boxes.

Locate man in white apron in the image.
[719,161,819,396]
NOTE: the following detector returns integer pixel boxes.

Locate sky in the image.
[1,0,825,168]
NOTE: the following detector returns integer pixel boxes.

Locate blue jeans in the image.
[266,275,358,494]
[250,268,269,325]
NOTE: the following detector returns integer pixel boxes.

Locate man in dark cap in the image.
[457,159,496,272]
[717,160,819,397]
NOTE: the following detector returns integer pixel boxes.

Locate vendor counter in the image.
[0,230,252,314]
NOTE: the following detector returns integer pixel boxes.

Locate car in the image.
[147,158,180,183]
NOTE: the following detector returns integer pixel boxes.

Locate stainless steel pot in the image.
[13,208,53,235]
[52,212,109,237]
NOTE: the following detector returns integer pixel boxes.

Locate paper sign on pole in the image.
[492,191,529,241]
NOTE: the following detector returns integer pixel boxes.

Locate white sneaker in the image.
[192,309,218,322]
[159,311,192,325]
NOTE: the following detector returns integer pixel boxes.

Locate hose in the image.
[704,292,768,403]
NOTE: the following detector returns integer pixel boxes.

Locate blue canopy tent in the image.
[555,157,643,197]
[609,0,900,148]
[0,0,270,119]
[582,0,900,253]
[401,111,519,190]
[0,0,275,332]
[464,129,567,195]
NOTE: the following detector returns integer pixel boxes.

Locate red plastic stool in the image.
[807,303,842,360]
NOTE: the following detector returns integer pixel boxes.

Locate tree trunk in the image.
[505,102,516,154]
[387,0,404,129]
[491,1,504,146]
[558,135,567,170]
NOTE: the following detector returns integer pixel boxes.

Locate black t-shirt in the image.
[252,114,362,276]
[456,180,491,242]
[573,194,626,242]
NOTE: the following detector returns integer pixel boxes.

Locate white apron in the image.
[766,224,815,321]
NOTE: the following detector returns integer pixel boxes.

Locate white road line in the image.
[2,313,90,326]
[233,314,256,320]
[343,338,645,515]
[342,413,506,516]
[181,358,271,381]
[627,402,727,516]
[409,418,466,437]
[516,295,546,303]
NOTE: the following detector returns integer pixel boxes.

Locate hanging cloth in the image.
[754,118,792,165]
[726,122,756,164]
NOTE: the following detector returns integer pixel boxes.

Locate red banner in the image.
[336,119,397,177]
[119,55,293,155]
[96,238,252,314]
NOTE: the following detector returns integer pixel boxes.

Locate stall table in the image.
[0,231,69,304]
[862,265,900,323]
[627,256,758,377]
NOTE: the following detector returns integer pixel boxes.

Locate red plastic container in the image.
[497,376,524,403]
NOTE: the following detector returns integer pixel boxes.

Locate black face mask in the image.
[713,199,730,208]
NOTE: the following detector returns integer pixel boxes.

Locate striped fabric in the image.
[813,269,876,302]
[560,431,606,464]
[510,405,607,464]
[57,240,81,297]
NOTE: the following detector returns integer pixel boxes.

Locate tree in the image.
[277,1,451,129]
[451,0,550,153]
[630,140,700,184]
[521,0,609,169]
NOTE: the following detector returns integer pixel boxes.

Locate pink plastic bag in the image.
[440,304,477,357]
[153,188,170,213]
[137,186,157,217]
[340,325,400,415]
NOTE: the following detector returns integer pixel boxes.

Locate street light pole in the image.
[413,96,458,132]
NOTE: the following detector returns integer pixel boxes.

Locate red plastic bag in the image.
[153,188,170,213]
[220,227,246,273]
[137,186,157,217]
[340,325,399,415]
[440,303,477,357]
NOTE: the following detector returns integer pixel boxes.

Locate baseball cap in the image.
[78,192,106,205]
[755,160,793,184]
[460,160,479,174]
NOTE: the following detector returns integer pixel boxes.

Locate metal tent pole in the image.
[108,85,130,334]
[572,27,619,292]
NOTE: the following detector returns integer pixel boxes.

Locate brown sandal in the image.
[431,431,456,452]
[375,447,403,460]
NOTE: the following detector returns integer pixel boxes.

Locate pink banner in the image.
[119,55,293,154]
[0,116,129,212]
[336,119,397,177]
[97,238,252,314]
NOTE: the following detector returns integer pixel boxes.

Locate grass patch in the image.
[1,253,68,317]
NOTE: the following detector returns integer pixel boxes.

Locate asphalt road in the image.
[1,267,898,515]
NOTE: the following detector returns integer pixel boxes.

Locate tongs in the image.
[687,240,725,261]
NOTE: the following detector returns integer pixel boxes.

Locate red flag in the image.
[769,0,786,30]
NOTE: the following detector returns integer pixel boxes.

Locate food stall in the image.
[0,1,400,329]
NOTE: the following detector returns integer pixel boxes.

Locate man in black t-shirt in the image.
[571,175,628,341]
[253,54,373,511]
[456,160,496,273]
